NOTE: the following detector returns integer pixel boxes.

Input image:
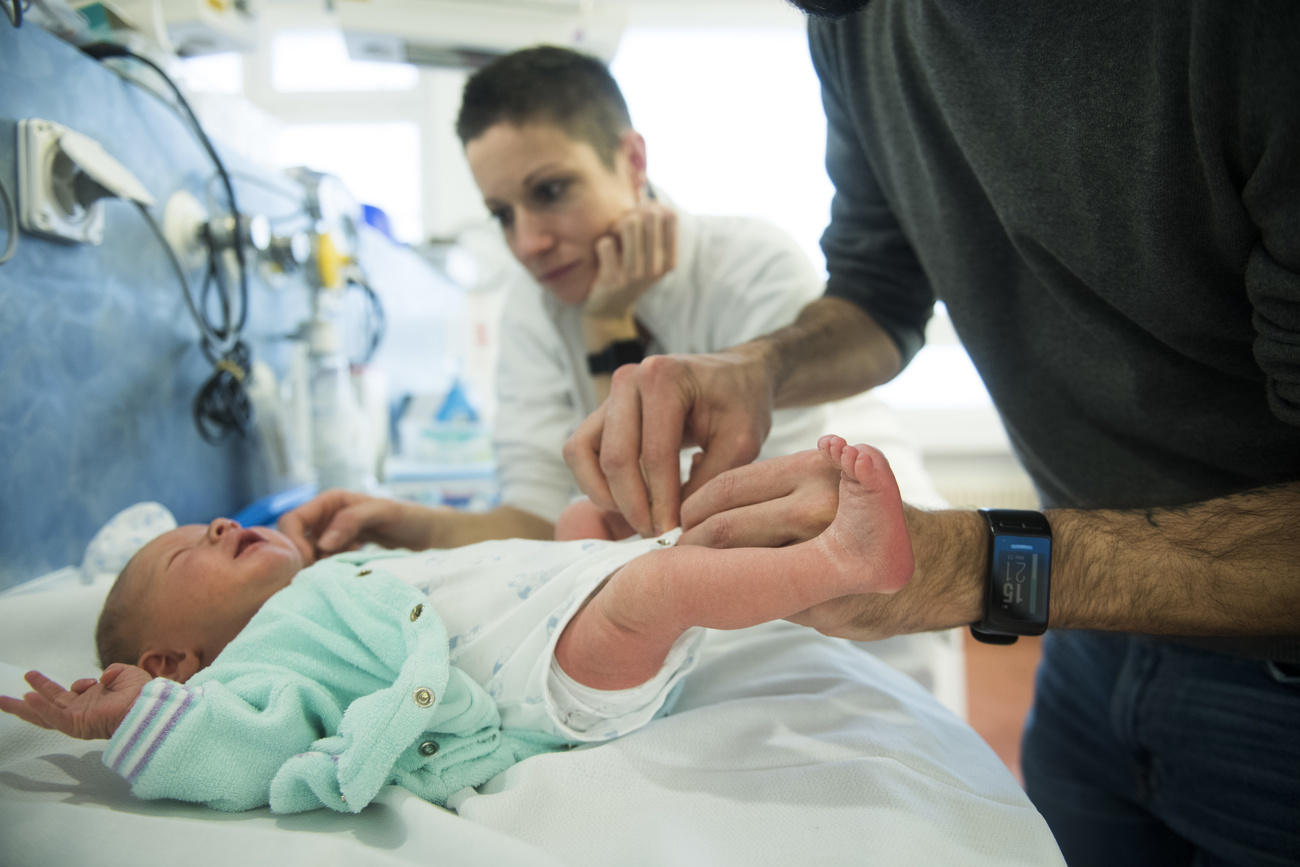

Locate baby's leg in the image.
[554,498,638,542]
[555,438,914,688]
[554,498,615,541]
[653,437,913,630]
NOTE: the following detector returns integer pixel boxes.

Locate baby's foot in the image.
[814,435,914,594]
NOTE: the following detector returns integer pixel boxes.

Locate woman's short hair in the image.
[456,45,633,167]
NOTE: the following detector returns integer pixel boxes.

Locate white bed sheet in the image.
[0,571,1063,866]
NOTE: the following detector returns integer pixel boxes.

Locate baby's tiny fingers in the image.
[6,692,59,730]
[0,694,50,728]
[24,671,70,702]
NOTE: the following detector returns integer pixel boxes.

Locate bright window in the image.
[611,28,833,276]
[178,51,243,94]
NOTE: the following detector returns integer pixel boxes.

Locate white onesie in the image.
[374,529,704,741]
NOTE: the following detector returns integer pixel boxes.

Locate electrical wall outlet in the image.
[16,118,154,245]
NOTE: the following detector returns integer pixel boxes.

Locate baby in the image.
[0,437,913,814]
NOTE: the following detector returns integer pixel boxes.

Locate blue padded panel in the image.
[0,24,312,589]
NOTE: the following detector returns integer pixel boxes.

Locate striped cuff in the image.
[103,679,199,785]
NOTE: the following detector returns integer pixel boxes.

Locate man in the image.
[563,2,1300,864]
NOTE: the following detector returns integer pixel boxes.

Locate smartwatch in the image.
[586,338,645,375]
[970,508,1052,645]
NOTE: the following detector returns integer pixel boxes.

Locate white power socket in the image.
[16,118,155,245]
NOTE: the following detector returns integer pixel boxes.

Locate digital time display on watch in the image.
[972,509,1052,643]
[989,535,1050,625]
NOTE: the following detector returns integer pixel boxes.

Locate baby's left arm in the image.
[0,665,151,740]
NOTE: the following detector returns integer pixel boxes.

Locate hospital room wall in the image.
[0,24,314,591]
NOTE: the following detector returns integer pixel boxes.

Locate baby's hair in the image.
[95,552,150,669]
[455,44,633,168]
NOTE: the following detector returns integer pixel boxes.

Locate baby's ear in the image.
[137,648,201,682]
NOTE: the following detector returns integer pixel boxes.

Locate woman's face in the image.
[465,122,644,305]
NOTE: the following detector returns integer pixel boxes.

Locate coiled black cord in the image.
[192,340,254,444]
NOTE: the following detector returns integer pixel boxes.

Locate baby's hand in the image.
[0,664,152,740]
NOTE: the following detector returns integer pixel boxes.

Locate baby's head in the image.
[95,518,303,681]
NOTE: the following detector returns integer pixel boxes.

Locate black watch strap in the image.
[970,508,1052,645]
[587,338,645,375]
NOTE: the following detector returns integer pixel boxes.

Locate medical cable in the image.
[0,176,17,265]
[80,41,250,341]
[346,274,386,366]
[2,0,28,27]
[84,40,259,443]
[136,201,252,443]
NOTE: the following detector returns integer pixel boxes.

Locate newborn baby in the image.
[1,437,913,814]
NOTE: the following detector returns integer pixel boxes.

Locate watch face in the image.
[987,534,1050,632]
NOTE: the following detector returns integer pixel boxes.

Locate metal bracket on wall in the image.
[16,117,155,245]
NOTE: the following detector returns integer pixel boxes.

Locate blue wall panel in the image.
[0,22,312,589]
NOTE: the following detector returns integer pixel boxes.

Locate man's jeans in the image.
[1023,630,1300,866]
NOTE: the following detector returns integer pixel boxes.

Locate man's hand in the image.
[583,201,678,322]
[563,347,776,537]
[277,490,440,563]
[679,448,841,547]
[0,665,152,740]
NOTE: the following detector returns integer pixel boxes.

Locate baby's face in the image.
[133,518,303,656]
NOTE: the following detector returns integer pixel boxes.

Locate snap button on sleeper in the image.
[357,569,372,577]
[418,740,439,757]
[414,687,434,707]
[657,538,671,546]
[410,603,423,622]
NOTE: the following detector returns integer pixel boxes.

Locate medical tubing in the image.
[0,175,16,264]
[80,41,250,339]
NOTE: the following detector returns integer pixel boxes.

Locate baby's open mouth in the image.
[234,530,263,558]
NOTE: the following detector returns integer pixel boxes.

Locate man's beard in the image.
[785,0,871,19]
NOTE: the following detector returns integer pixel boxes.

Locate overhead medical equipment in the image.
[74,0,257,56]
[335,0,625,68]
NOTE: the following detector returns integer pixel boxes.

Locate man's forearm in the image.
[737,296,904,409]
[1049,482,1300,635]
[897,483,1300,639]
